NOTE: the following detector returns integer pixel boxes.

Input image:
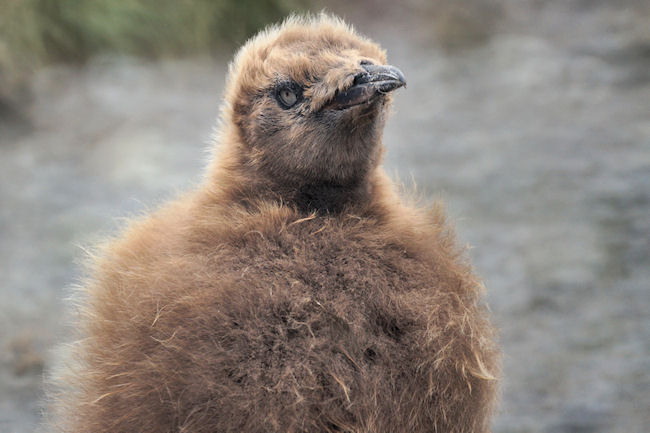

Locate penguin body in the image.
[51,14,499,433]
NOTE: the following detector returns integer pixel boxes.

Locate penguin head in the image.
[221,14,406,187]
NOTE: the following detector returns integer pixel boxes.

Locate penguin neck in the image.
[287,177,372,214]
[208,157,376,216]
[240,169,375,215]
[205,128,386,215]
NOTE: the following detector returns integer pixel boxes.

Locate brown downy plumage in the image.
[50,13,500,433]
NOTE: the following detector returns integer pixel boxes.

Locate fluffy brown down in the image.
[50,14,500,433]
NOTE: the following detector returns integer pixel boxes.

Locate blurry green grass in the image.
[0,0,307,99]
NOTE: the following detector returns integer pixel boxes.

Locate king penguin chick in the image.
[51,14,499,433]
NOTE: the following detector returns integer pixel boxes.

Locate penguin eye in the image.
[278,88,298,107]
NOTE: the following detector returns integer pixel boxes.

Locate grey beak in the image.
[325,64,406,110]
[354,64,407,92]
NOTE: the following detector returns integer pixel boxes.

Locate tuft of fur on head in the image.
[224,13,386,112]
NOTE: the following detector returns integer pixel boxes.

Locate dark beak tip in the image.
[392,67,407,87]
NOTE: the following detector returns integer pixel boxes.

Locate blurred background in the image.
[1,0,649,432]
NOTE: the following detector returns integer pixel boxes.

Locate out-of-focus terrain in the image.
[1,1,649,432]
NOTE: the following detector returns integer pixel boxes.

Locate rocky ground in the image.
[1,1,649,432]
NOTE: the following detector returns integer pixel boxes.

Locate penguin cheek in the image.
[256,108,283,139]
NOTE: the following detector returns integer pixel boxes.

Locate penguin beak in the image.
[325,64,406,110]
